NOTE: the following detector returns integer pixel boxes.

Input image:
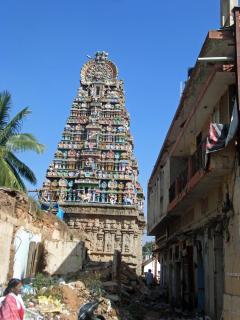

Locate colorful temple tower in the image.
[41,52,145,272]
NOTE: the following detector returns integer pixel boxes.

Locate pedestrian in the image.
[145,269,154,288]
[0,278,24,320]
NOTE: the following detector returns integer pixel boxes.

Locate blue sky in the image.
[1,1,220,221]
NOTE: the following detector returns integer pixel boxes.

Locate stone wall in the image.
[64,205,144,274]
[0,188,86,284]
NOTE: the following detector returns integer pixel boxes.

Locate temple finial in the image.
[95,51,109,61]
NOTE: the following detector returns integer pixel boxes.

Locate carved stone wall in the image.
[64,205,144,274]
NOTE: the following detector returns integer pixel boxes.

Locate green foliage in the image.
[32,273,55,291]
[142,241,154,257]
[0,91,44,191]
[23,274,63,302]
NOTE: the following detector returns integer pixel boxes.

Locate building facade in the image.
[148,7,240,319]
[41,52,145,273]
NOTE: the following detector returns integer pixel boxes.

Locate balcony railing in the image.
[169,142,205,204]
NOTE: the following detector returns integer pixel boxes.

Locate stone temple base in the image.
[62,203,145,274]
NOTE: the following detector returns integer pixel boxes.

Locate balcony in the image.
[168,141,234,215]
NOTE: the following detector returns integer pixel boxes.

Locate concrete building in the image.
[148,3,240,319]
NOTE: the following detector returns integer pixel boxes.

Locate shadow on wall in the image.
[43,239,86,276]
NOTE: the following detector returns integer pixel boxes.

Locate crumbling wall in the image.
[0,221,14,284]
[44,240,85,274]
[0,188,86,284]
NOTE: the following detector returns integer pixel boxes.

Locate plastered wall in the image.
[0,188,86,284]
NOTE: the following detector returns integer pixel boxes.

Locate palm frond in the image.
[0,107,31,145]
[0,145,7,158]
[6,133,45,154]
[0,158,25,190]
[0,91,44,191]
[0,91,11,130]
[5,151,37,185]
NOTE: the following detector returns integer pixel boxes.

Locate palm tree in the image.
[0,91,44,191]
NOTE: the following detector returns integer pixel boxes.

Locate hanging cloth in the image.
[206,123,228,153]
[206,99,239,154]
[225,99,239,146]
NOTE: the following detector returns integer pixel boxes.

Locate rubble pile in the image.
[22,275,120,320]
[2,261,206,320]
[120,262,148,295]
[21,260,149,320]
[119,287,207,320]
[23,279,209,320]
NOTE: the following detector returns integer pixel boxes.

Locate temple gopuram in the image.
[41,51,145,273]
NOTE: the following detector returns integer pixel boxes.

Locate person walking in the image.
[145,269,154,288]
[0,279,24,320]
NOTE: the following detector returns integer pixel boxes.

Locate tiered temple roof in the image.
[41,51,144,211]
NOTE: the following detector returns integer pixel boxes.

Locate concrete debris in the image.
[102,281,119,294]
[24,308,44,320]
[16,259,149,319]
[20,274,120,320]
